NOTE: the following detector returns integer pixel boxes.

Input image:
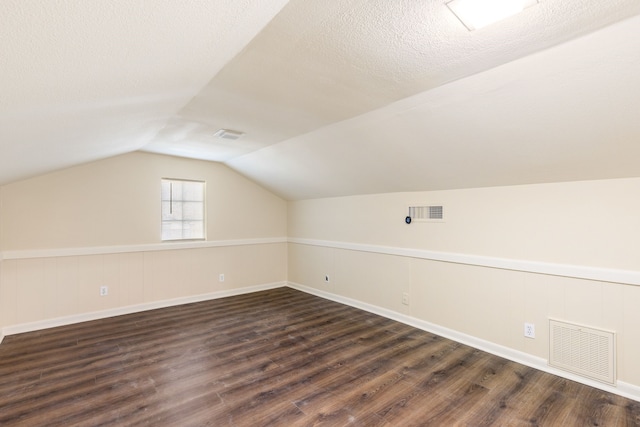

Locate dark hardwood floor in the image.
[1,287,639,426]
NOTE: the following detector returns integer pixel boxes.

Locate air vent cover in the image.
[213,129,245,140]
[408,205,444,222]
[549,319,616,385]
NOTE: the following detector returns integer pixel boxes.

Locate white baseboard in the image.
[3,280,638,402]
[2,282,286,336]
[286,281,640,403]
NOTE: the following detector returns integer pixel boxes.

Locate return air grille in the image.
[549,319,616,385]
[408,205,444,222]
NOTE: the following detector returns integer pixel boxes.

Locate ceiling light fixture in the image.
[446,0,538,31]
[213,129,245,141]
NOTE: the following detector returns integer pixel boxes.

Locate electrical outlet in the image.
[524,322,535,338]
[402,293,409,305]
[219,274,225,282]
[324,275,330,283]
[100,286,108,296]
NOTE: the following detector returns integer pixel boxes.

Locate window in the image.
[161,178,205,241]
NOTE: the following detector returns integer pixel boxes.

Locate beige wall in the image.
[288,178,640,270]
[0,151,286,251]
[287,178,640,388]
[0,189,4,338]
[0,152,287,329]
[1,243,286,328]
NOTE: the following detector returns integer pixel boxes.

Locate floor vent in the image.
[549,319,616,385]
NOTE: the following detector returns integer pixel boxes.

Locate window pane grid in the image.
[161,179,205,241]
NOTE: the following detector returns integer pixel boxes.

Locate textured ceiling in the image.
[230,15,640,199]
[2,0,640,200]
[0,0,289,183]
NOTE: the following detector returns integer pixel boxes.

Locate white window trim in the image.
[161,178,206,242]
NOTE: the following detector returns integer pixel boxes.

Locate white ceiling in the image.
[2,0,640,200]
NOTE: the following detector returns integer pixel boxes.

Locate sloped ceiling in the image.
[2,0,640,200]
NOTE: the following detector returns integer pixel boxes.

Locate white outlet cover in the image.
[219,274,225,282]
[524,322,535,338]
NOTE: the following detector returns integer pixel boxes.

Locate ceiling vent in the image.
[213,129,245,141]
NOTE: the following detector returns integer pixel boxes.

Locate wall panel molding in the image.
[288,238,640,286]
[1,237,287,260]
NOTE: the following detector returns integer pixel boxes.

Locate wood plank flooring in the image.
[1,287,639,426]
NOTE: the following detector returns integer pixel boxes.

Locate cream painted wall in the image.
[0,151,287,251]
[288,178,640,270]
[1,243,286,328]
[0,152,287,331]
[0,257,3,343]
[287,178,640,390]
[0,189,4,340]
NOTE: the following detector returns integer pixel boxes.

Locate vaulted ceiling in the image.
[2,0,640,200]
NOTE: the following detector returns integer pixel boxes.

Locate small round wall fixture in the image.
[405,216,412,224]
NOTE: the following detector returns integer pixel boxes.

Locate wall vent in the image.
[549,319,616,385]
[408,205,444,222]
